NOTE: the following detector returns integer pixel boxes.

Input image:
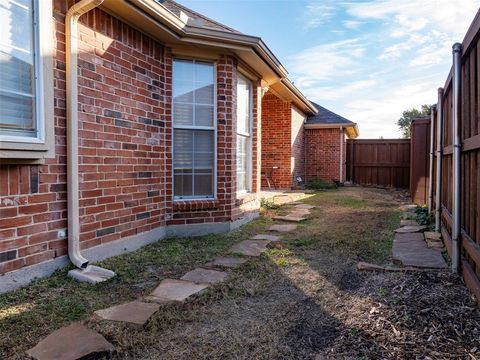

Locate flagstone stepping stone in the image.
[147,279,208,303]
[394,225,427,233]
[294,204,316,209]
[392,233,447,269]
[251,234,281,241]
[229,240,271,256]
[205,257,248,268]
[272,215,306,222]
[94,301,160,325]
[181,268,228,285]
[424,231,442,241]
[269,224,297,232]
[400,219,419,226]
[26,323,114,360]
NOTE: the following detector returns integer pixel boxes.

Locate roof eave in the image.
[305,123,359,139]
[102,0,315,114]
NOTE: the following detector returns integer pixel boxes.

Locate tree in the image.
[397,104,432,138]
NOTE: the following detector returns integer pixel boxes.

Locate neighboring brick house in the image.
[0,0,316,291]
[261,97,358,189]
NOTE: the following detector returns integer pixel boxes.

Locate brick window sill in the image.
[173,199,220,212]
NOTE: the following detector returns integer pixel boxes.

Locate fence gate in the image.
[346,139,411,189]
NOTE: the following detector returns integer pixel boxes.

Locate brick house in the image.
[0,0,319,291]
[261,96,359,189]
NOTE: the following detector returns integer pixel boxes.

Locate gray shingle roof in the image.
[306,102,355,125]
[156,0,241,34]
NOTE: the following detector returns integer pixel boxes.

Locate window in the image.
[173,59,215,199]
[0,0,41,141]
[0,0,53,160]
[236,74,252,193]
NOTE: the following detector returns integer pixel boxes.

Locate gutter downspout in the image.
[66,0,105,269]
[435,88,444,233]
[451,43,462,274]
[428,105,435,212]
[339,126,343,183]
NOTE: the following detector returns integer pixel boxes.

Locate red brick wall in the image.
[291,107,306,187]
[261,92,292,189]
[0,2,259,276]
[305,128,345,184]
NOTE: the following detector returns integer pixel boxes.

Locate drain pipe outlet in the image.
[435,88,444,233]
[66,0,104,269]
[451,43,462,274]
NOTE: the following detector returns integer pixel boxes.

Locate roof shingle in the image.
[306,102,355,125]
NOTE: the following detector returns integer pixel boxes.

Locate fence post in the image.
[451,43,462,274]
[428,106,436,212]
[435,88,444,233]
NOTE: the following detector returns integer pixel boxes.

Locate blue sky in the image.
[180,0,479,138]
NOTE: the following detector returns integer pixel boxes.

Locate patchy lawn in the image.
[1,187,479,359]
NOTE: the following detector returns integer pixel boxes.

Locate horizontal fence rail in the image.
[346,139,410,189]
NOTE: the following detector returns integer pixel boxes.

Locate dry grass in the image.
[1,187,478,359]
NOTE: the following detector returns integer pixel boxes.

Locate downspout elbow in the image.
[66,0,104,269]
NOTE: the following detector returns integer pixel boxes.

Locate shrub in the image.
[308,178,337,190]
[413,205,433,226]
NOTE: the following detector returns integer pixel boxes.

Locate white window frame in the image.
[172,58,217,200]
[236,73,253,194]
[0,0,54,161]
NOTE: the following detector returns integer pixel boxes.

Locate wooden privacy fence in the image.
[410,118,431,205]
[346,139,410,189]
[429,9,480,300]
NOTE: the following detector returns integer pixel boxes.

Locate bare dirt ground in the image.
[2,187,479,359]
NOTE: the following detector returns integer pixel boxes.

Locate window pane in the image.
[236,75,250,134]
[194,83,214,105]
[173,80,194,103]
[236,135,248,192]
[173,59,194,81]
[0,0,36,138]
[174,129,214,198]
[174,174,193,197]
[194,175,213,196]
[195,105,214,127]
[195,61,214,83]
[173,102,193,126]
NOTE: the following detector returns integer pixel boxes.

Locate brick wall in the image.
[0,2,259,276]
[261,92,292,189]
[291,106,306,187]
[305,128,346,184]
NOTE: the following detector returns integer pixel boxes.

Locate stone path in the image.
[94,301,160,325]
[27,199,313,359]
[229,239,271,256]
[392,233,447,269]
[251,234,281,241]
[394,225,427,233]
[148,279,209,303]
[181,268,228,285]
[273,204,312,223]
[26,323,114,360]
[205,257,248,268]
[269,224,297,232]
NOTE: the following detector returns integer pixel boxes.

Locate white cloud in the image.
[302,3,336,29]
[302,80,377,101]
[287,39,366,86]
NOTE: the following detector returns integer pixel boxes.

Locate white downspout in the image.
[66,0,104,269]
[339,126,343,183]
[451,43,462,274]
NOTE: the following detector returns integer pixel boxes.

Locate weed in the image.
[260,197,280,210]
[308,178,337,190]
